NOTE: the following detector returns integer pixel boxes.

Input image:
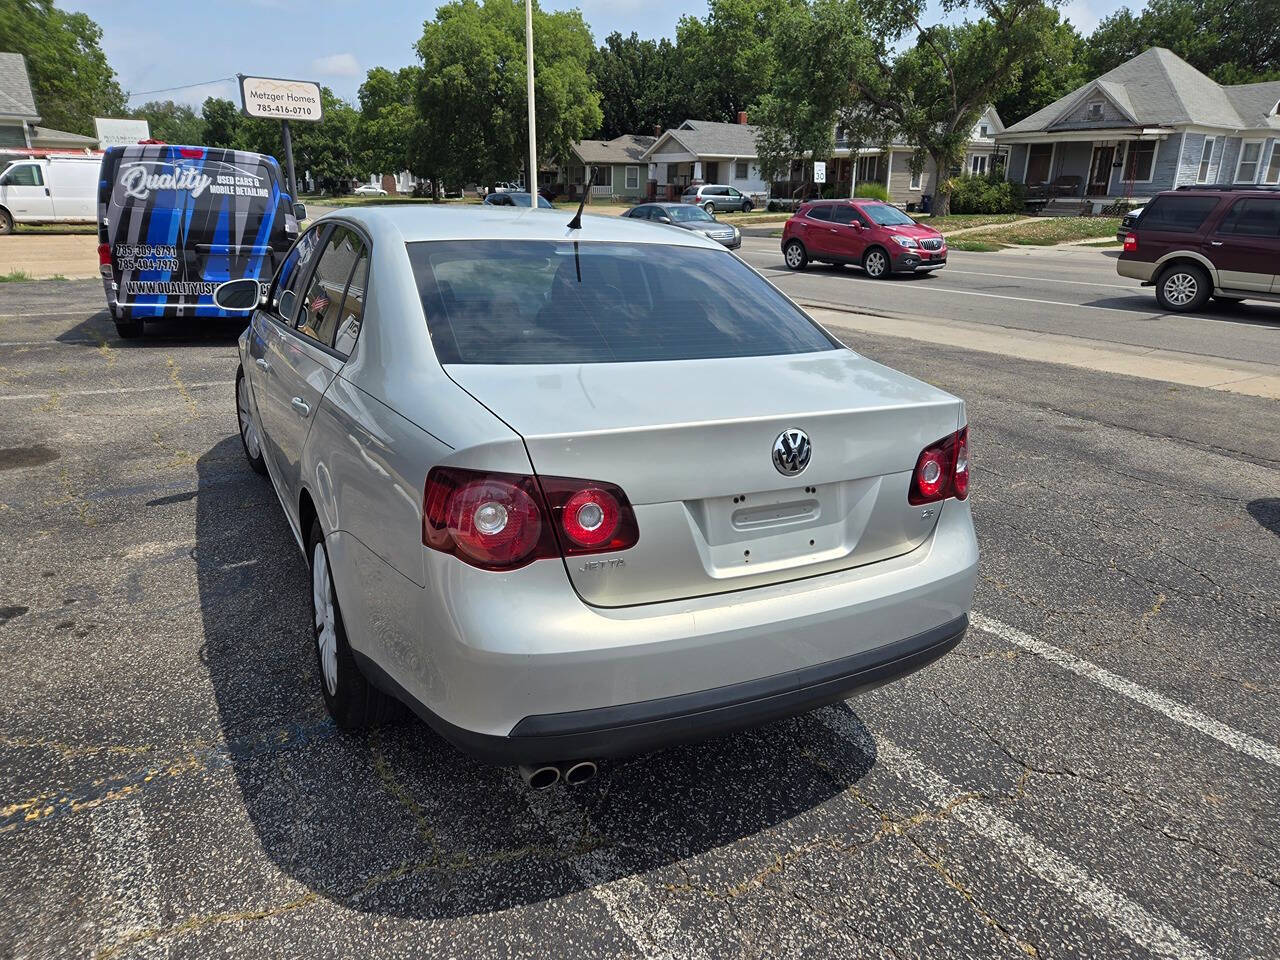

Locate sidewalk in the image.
[0,235,98,279]
[806,303,1280,400]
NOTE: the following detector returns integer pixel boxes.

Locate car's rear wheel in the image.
[783,239,808,271]
[863,246,890,279]
[114,318,143,338]
[1155,263,1210,312]
[740,200,753,213]
[703,201,715,214]
[308,520,399,729]
[236,368,267,477]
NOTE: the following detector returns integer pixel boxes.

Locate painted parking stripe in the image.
[972,613,1280,770]
[0,380,226,402]
[944,268,1137,291]
[820,709,1219,960]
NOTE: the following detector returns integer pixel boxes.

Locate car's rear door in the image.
[1206,197,1280,293]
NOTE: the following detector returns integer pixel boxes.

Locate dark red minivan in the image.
[781,199,947,277]
[1118,186,1280,312]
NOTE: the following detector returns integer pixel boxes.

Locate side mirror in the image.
[213,277,265,311]
[657,216,672,224]
[293,202,307,221]
[278,289,297,319]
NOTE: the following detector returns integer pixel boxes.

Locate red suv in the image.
[1118,186,1280,312]
[781,199,947,277]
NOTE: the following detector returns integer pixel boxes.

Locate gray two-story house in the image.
[997,47,1280,211]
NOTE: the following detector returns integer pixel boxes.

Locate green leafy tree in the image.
[589,32,696,139]
[200,97,241,148]
[994,14,1087,125]
[1085,0,1280,84]
[129,100,204,145]
[0,0,126,135]
[851,0,1067,216]
[675,0,795,121]
[357,66,422,178]
[414,0,602,190]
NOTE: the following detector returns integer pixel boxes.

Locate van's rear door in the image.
[103,145,292,317]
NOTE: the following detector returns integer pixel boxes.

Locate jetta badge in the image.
[772,428,812,476]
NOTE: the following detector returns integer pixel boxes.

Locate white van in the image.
[0,155,100,233]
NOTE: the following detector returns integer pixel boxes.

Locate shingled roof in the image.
[0,53,40,122]
[571,134,656,165]
[642,119,761,160]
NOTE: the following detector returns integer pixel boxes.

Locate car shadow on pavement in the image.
[56,313,247,347]
[195,437,876,919]
[1246,498,1280,538]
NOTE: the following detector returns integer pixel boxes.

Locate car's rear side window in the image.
[408,240,839,364]
[1140,195,1222,232]
[1215,198,1280,237]
[807,205,834,221]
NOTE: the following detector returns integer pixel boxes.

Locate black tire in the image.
[703,201,715,214]
[740,200,753,213]
[1155,263,1211,312]
[235,368,268,477]
[0,208,12,235]
[307,520,399,729]
[114,320,143,338]
[783,239,808,271]
[862,246,890,279]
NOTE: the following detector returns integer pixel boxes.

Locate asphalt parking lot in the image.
[2,278,1278,959]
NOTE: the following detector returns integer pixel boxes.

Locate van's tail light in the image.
[908,427,970,505]
[178,147,205,159]
[97,243,111,278]
[1123,232,1138,252]
[423,467,638,571]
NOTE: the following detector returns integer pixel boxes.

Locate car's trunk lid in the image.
[445,350,963,607]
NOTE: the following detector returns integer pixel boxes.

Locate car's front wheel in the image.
[0,208,13,235]
[1155,263,1210,312]
[863,246,890,279]
[236,367,267,476]
[308,520,399,729]
[783,239,808,271]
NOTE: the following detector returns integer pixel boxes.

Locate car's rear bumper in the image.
[1116,258,1156,282]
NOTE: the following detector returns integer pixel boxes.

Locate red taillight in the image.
[97,242,111,278]
[423,467,638,570]
[1123,232,1138,252]
[178,147,205,159]
[909,427,970,505]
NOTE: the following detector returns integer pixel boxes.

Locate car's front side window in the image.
[296,227,365,348]
[3,164,43,187]
[270,225,326,323]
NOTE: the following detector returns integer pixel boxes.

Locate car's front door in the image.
[727,186,744,209]
[0,162,53,220]
[263,225,368,502]
[828,204,868,262]
[1206,197,1280,293]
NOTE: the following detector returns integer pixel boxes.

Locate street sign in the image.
[238,76,323,122]
[94,118,150,148]
[813,161,827,184]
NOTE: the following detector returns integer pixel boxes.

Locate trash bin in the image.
[921,193,932,214]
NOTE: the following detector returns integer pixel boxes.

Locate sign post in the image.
[238,75,323,201]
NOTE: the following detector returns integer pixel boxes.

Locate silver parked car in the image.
[219,206,977,785]
[683,183,755,213]
[623,202,741,248]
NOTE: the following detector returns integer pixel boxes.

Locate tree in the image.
[993,14,1087,125]
[1085,0,1280,84]
[414,0,602,190]
[130,100,204,145]
[751,0,871,193]
[0,0,126,135]
[851,0,1068,216]
[589,32,696,139]
[201,98,241,149]
[675,0,794,122]
[357,66,421,177]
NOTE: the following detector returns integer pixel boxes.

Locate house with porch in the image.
[558,133,656,202]
[996,47,1280,212]
[641,117,768,201]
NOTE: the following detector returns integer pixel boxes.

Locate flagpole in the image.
[525,0,537,198]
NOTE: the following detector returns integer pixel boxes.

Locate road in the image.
[1,280,1277,960]
[737,237,1280,367]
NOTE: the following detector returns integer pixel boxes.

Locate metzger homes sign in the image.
[238,76,324,122]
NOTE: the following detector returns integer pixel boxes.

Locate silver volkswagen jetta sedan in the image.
[220,205,977,782]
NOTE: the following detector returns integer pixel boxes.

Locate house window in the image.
[593,165,612,188]
[970,155,988,175]
[1264,143,1280,185]
[1236,140,1263,182]
[625,165,639,189]
[979,125,989,138]
[1123,141,1157,182]
[1197,137,1215,183]
[571,165,583,185]
[856,154,880,182]
[1024,143,1054,185]
[1087,101,1104,120]
[734,160,748,180]
[910,167,922,190]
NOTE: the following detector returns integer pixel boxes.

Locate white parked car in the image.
[353,184,387,196]
[216,206,978,787]
[0,155,100,233]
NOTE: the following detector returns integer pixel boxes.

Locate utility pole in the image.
[525,0,537,197]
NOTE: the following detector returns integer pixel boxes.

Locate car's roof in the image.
[322,205,725,248]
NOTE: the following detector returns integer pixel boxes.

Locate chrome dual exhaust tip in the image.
[517,760,598,789]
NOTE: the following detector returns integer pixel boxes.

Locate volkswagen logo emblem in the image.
[772,428,812,476]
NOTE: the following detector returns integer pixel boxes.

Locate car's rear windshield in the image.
[408,240,840,364]
[860,203,916,226]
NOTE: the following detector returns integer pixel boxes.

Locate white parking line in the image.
[944,269,1137,291]
[0,380,225,402]
[820,710,1219,960]
[972,613,1280,770]
[91,795,164,959]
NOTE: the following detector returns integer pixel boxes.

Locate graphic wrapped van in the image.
[97,145,299,338]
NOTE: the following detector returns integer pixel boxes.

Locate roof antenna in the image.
[567,166,595,230]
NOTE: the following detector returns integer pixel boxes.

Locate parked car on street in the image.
[353,184,387,196]
[0,154,99,233]
[1116,204,1146,242]
[682,184,755,214]
[215,205,977,785]
[1117,186,1280,312]
[493,181,523,194]
[483,191,553,209]
[781,199,948,277]
[622,201,740,248]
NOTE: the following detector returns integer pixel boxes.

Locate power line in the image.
[126,77,237,101]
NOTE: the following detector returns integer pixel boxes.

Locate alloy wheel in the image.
[313,542,338,697]
[237,376,261,460]
[1162,272,1197,306]
[785,243,804,269]
[865,250,887,277]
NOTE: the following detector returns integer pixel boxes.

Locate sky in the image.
[72,0,1133,111]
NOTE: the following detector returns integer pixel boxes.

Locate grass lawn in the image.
[946,239,1008,252]
[13,223,97,235]
[962,217,1123,246]
[909,213,1024,234]
[719,211,791,226]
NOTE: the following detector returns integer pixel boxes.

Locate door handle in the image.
[1209,241,1223,247]
[255,357,270,372]
[291,397,310,416]
[830,228,839,233]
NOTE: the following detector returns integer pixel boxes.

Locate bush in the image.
[947,173,1027,214]
[853,182,890,202]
